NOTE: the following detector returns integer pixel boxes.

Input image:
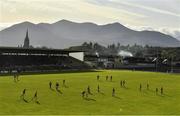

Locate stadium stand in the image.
[0,47,90,73]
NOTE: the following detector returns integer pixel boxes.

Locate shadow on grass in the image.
[84,98,96,101]
[35,101,40,105]
[63,85,69,88]
[148,89,154,92]
[139,90,154,96]
[98,91,105,95]
[113,96,122,99]
[156,93,171,97]
[143,90,149,94]
[163,93,172,97]
[23,98,29,103]
[141,90,172,98]
[122,86,130,89]
[50,88,55,91]
[0,69,103,76]
[56,89,63,94]
[87,92,93,95]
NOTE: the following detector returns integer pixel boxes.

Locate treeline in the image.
[68,42,180,61]
[69,42,147,56]
[68,42,148,56]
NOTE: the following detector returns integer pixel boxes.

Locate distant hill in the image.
[0,19,179,48]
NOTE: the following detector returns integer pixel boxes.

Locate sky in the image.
[0,0,180,39]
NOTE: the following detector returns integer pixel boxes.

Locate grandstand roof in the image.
[0,47,84,55]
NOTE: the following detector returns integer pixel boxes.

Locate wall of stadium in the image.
[69,52,84,61]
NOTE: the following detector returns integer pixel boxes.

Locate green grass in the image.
[0,70,180,115]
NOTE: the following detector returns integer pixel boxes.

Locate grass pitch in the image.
[0,70,180,115]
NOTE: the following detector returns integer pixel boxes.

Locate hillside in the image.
[0,20,179,48]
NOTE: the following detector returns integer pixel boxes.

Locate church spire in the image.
[23,29,30,48]
[26,29,28,39]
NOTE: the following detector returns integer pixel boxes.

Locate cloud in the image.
[0,23,16,31]
[86,0,146,18]
[125,24,180,40]
[85,0,180,29]
[88,0,180,18]
[0,0,179,38]
[117,1,180,18]
[159,28,180,40]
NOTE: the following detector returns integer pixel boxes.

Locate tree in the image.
[117,43,121,49]
[82,42,88,46]
[134,51,143,57]
[161,50,168,59]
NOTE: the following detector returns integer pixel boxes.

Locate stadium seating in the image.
[0,55,90,73]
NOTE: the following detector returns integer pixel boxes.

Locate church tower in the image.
[23,29,30,48]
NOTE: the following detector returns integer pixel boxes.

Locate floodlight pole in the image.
[171,56,173,73]
[156,49,158,72]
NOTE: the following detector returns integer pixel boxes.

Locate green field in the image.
[0,70,180,115]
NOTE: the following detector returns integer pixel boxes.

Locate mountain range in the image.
[0,19,179,48]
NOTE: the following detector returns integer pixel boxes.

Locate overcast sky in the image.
[0,0,180,39]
